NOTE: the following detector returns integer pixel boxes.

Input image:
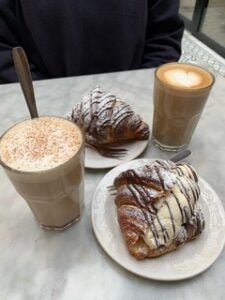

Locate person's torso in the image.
[18,0,148,78]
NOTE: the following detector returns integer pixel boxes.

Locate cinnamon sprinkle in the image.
[0,117,82,172]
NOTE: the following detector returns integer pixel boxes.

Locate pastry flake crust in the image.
[113,160,205,260]
[69,86,150,146]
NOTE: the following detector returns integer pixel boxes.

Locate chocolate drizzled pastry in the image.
[69,86,150,146]
[113,160,205,259]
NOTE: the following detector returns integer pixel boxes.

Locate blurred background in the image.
[179,0,225,77]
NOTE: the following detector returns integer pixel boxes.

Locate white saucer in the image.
[85,140,149,169]
[91,159,225,281]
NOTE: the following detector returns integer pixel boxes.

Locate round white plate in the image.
[91,159,225,281]
[85,140,149,169]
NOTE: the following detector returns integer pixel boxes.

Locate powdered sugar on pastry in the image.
[143,177,200,249]
[114,160,204,259]
[69,86,150,145]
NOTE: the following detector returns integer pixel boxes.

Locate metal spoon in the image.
[170,149,191,162]
[12,47,38,118]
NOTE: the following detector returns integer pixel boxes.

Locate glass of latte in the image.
[0,116,84,231]
[152,62,215,151]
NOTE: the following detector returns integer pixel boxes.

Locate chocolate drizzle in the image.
[172,190,185,224]
[69,86,150,145]
[114,160,204,251]
[126,172,160,247]
[114,160,177,192]
[177,177,194,214]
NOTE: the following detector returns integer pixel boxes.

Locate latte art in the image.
[156,63,214,90]
[164,69,203,88]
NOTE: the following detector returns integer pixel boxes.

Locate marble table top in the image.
[0,69,225,300]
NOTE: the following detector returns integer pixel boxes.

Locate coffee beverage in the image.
[152,63,214,151]
[0,116,84,230]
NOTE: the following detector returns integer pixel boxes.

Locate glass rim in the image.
[155,62,215,92]
[0,115,84,175]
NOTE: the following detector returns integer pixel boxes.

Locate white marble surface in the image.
[0,69,225,300]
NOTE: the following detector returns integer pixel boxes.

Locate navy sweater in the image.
[0,0,184,83]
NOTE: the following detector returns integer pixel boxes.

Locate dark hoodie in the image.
[0,0,184,83]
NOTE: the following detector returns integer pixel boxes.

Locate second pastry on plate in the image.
[67,86,150,168]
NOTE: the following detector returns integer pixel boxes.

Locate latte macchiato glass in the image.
[152,62,215,151]
[0,116,84,231]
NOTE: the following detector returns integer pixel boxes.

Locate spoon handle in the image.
[13,47,38,118]
[170,149,191,163]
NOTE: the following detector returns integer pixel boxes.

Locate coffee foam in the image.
[164,69,202,88]
[0,117,82,172]
[157,63,214,89]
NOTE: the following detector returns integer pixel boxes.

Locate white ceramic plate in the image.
[91,159,225,281]
[85,140,149,169]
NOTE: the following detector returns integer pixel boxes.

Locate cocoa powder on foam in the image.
[0,116,82,172]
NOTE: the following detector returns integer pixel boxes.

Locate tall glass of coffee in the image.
[152,62,215,151]
[0,116,84,231]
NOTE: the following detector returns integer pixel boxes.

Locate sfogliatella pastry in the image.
[113,160,205,259]
[68,86,149,146]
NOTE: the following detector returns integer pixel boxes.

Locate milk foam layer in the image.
[0,117,82,172]
[157,63,214,89]
[164,69,202,88]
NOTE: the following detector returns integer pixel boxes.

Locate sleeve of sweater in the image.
[0,0,45,83]
[141,0,184,68]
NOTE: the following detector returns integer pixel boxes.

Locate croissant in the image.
[113,160,205,259]
[69,86,149,145]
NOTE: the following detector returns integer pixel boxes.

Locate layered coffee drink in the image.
[152,62,214,151]
[0,116,84,230]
